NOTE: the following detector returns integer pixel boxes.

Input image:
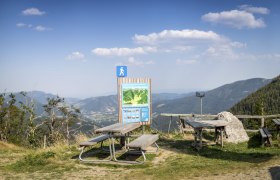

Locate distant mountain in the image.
[1,77,272,132]
[153,78,271,115]
[230,75,280,115]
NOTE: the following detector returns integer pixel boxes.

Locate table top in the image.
[183,118,228,129]
[95,122,141,134]
[273,119,280,125]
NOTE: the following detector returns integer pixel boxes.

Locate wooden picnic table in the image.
[272,119,280,135]
[94,122,142,162]
[182,118,228,150]
[95,122,141,134]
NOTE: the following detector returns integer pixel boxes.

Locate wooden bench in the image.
[126,134,159,163]
[259,128,272,147]
[79,134,111,162]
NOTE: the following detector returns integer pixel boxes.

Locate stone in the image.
[217,111,249,143]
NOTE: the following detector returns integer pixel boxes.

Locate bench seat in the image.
[259,128,272,146]
[127,134,159,150]
[79,134,109,147]
[79,134,111,162]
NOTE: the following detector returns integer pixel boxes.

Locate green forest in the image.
[230,75,280,115]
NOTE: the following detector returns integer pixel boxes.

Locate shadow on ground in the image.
[72,145,142,162]
[158,133,275,163]
[269,166,280,180]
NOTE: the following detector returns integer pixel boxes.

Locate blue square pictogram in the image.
[116,66,127,77]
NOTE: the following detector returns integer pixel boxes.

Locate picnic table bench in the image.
[272,119,280,135]
[79,122,159,164]
[259,128,272,146]
[127,134,159,163]
[182,118,228,150]
[79,134,111,162]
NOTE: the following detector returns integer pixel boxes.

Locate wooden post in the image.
[261,117,265,128]
[43,135,46,149]
[168,116,172,134]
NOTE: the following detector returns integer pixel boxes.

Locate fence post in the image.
[168,116,172,134]
[43,135,46,149]
[261,117,265,128]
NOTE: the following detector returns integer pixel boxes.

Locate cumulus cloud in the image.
[66,52,85,61]
[34,25,52,31]
[176,59,197,65]
[239,5,270,14]
[92,29,246,64]
[127,57,155,66]
[133,29,222,45]
[92,47,156,57]
[22,8,45,16]
[16,23,26,27]
[202,10,266,29]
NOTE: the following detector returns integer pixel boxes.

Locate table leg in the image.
[111,137,118,161]
[220,127,224,147]
[198,128,202,149]
[194,129,198,147]
[214,127,218,144]
[277,125,279,137]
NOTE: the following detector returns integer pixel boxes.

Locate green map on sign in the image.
[123,89,148,105]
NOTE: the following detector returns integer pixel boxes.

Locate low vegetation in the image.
[0,131,279,179]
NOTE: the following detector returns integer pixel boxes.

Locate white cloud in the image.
[92,47,156,57]
[16,23,26,27]
[127,57,155,66]
[66,52,85,61]
[22,8,45,16]
[92,29,246,63]
[133,29,222,45]
[202,10,266,29]
[176,59,197,65]
[34,25,52,31]
[239,5,270,15]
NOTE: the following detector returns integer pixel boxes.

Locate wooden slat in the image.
[95,123,141,134]
[259,128,267,138]
[127,134,159,150]
[79,134,109,147]
[273,119,280,125]
[263,128,272,137]
[184,119,228,128]
[161,113,217,119]
[236,114,280,119]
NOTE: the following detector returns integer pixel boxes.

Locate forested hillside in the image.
[230,75,280,115]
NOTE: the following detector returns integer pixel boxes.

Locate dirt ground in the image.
[3,148,278,180]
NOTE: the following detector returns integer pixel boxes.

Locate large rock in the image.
[217,111,249,143]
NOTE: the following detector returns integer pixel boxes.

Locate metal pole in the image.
[200,97,203,115]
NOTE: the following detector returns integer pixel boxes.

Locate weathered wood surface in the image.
[259,128,272,146]
[127,134,159,150]
[236,114,280,119]
[161,113,280,119]
[79,134,109,147]
[273,119,280,125]
[259,128,268,138]
[184,119,228,129]
[161,113,217,119]
[95,123,141,134]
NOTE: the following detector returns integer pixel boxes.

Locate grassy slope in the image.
[0,132,279,179]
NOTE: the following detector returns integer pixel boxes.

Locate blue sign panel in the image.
[121,83,150,123]
[116,66,127,77]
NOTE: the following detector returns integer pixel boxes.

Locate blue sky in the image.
[1,0,280,98]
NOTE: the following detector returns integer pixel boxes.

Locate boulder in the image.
[217,111,249,143]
